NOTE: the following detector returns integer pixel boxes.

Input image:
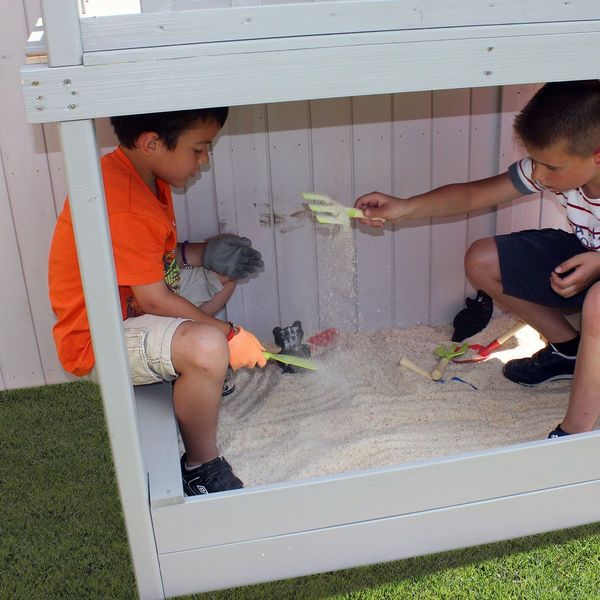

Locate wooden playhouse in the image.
[19,1,600,598]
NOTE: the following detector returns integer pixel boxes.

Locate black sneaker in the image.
[503,344,576,386]
[180,454,243,495]
[548,424,570,438]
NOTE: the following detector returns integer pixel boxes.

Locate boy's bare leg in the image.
[465,238,578,343]
[199,278,235,316]
[170,320,229,465]
[561,282,600,432]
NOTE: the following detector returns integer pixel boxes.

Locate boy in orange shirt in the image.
[49,107,266,495]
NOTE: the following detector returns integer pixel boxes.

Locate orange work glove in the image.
[227,325,267,371]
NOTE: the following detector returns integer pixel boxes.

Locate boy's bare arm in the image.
[131,280,230,335]
[356,172,522,226]
[409,173,522,218]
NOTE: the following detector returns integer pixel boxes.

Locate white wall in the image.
[0,1,566,390]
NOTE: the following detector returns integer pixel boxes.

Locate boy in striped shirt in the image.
[356,80,600,439]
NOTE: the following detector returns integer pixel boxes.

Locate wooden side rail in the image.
[134,382,184,507]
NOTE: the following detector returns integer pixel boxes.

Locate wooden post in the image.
[40,0,82,67]
[59,119,165,599]
[40,1,164,596]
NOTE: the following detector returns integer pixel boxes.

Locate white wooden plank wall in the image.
[2,1,563,390]
[1,0,63,390]
[310,98,356,331]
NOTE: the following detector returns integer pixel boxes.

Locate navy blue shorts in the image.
[495,228,592,309]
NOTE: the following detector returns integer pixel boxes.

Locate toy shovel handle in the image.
[496,322,526,345]
[348,208,385,222]
[431,357,450,381]
[399,356,433,379]
[480,322,527,357]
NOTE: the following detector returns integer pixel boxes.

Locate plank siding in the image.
[0,146,44,389]
[3,1,544,389]
[465,87,502,297]
[266,101,318,332]
[429,89,471,325]
[392,91,432,327]
[310,97,357,333]
[217,104,281,338]
[353,95,394,330]
[1,0,62,388]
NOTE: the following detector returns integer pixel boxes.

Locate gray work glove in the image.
[203,234,264,280]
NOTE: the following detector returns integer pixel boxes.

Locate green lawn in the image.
[2,381,599,599]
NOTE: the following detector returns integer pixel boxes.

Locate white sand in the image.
[217,315,589,489]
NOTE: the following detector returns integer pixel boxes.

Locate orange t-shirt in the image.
[48,147,180,376]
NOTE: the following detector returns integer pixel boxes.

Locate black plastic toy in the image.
[272,320,311,374]
[451,290,493,342]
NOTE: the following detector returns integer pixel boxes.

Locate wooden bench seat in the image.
[134,382,184,507]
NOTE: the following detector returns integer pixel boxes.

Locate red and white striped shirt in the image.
[509,157,600,251]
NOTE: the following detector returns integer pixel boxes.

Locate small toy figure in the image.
[272,321,311,373]
[451,290,493,342]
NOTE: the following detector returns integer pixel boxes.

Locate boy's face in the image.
[527,139,600,195]
[151,119,221,188]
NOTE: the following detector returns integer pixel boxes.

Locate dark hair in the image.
[110,107,229,150]
[514,80,600,156]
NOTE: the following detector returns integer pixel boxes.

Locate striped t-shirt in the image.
[508,157,600,251]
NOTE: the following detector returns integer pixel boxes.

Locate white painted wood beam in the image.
[58,120,164,599]
[159,478,600,596]
[80,0,600,51]
[21,23,600,124]
[152,433,600,554]
[40,0,82,66]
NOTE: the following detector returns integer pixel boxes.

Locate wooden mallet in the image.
[399,356,433,380]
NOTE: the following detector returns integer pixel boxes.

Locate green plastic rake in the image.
[263,351,318,371]
[303,192,385,225]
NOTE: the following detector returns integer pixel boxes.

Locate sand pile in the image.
[217,316,583,489]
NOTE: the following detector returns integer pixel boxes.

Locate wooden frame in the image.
[24,1,600,598]
[22,19,600,123]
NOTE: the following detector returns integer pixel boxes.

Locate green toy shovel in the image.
[263,351,318,371]
[432,343,468,380]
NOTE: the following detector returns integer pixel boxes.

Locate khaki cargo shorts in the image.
[90,267,223,385]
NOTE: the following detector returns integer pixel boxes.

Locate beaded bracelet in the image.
[180,240,192,269]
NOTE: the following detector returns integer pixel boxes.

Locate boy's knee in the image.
[172,321,229,373]
[464,237,497,277]
[582,282,600,321]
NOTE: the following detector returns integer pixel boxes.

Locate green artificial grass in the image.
[1,382,136,599]
[1,381,599,599]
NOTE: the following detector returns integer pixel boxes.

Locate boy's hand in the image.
[551,252,600,298]
[355,192,406,227]
[228,326,267,371]
[203,234,264,280]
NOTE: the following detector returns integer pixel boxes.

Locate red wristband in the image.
[226,321,239,341]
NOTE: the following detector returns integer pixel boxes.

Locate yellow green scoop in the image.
[302,192,385,225]
[263,351,318,371]
[308,204,368,224]
[303,192,385,225]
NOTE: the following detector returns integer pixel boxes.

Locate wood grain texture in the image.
[159,477,600,596]
[82,0,600,51]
